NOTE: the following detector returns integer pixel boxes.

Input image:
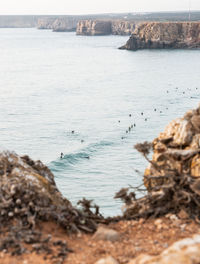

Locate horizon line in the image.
[0,10,200,16]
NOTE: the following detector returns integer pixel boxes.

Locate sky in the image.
[0,0,200,15]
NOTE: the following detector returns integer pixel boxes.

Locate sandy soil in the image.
[1,216,199,264]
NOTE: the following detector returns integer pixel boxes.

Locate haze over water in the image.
[0,28,199,216]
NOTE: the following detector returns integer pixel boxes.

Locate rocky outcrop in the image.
[115,104,200,221]
[0,150,103,257]
[76,19,136,36]
[76,20,112,36]
[144,105,200,189]
[37,17,56,29]
[120,22,200,50]
[52,18,78,32]
[111,21,136,35]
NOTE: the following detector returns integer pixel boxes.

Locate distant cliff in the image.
[37,17,56,29]
[120,22,200,50]
[76,20,112,36]
[111,21,136,35]
[0,15,37,28]
[52,18,77,32]
[76,20,137,36]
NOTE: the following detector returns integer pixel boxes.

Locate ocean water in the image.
[0,28,200,216]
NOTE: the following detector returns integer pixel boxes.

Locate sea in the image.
[0,28,199,216]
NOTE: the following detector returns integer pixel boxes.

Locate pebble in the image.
[0,252,5,258]
[154,219,162,226]
[178,209,189,219]
[8,211,14,217]
[77,232,82,238]
[16,198,21,205]
[93,226,121,242]
[95,256,119,264]
[163,243,169,248]
[180,224,187,232]
[170,214,179,221]
[172,219,182,227]
[157,224,163,230]
[138,218,144,224]
[135,247,142,252]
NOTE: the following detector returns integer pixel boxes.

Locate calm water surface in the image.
[0,28,199,216]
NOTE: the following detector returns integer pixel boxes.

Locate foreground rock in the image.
[120,22,200,50]
[145,105,200,188]
[128,234,200,264]
[115,104,200,221]
[0,150,103,259]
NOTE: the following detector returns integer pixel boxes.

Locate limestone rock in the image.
[119,105,200,220]
[120,22,200,50]
[93,226,121,242]
[37,18,56,29]
[0,150,101,233]
[128,234,200,264]
[95,256,119,264]
[52,18,77,32]
[191,115,200,132]
[111,21,136,35]
[144,105,200,189]
[158,118,194,147]
[76,20,112,36]
[191,155,200,177]
[76,19,137,36]
[0,150,104,257]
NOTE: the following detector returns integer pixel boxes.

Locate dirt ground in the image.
[0,215,200,264]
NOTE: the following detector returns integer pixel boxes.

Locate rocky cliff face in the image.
[76,20,112,36]
[117,104,200,223]
[52,18,78,32]
[120,22,200,50]
[111,21,136,35]
[76,19,136,36]
[144,105,200,190]
[37,17,56,29]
